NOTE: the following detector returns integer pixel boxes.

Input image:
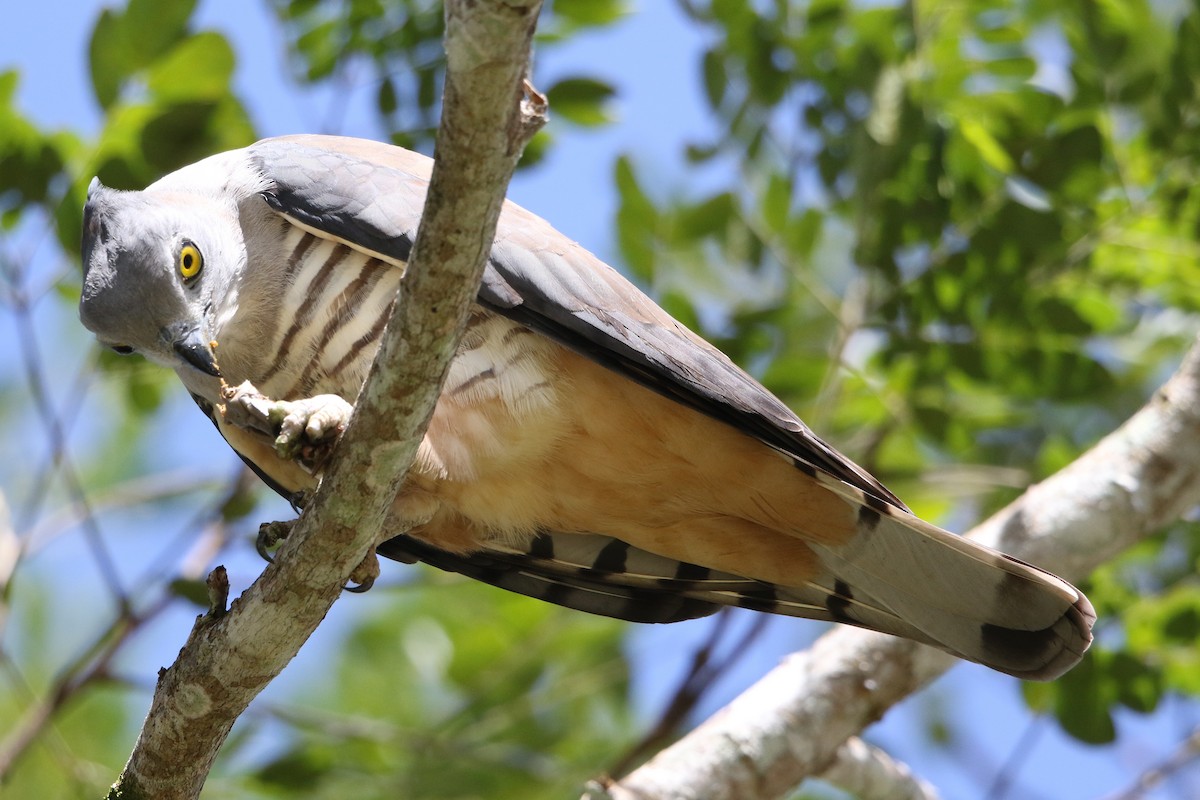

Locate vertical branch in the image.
[109,2,546,798]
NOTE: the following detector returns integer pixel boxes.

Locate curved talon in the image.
[343,576,376,593]
[344,546,380,593]
[255,532,276,563]
[256,519,295,563]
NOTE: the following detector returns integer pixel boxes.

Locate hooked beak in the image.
[167,323,221,377]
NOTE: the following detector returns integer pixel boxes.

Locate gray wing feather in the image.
[248,134,905,509]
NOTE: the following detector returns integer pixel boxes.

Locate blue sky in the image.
[3,2,1198,798]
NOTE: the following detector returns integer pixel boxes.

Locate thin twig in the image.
[985,715,1046,800]
[607,611,770,779]
[7,269,128,611]
[1104,725,1200,800]
[0,476,242,779]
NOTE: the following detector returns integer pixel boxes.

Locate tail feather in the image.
[488,532,943,643]
[806,472,1095,680]
[377,533,724,623]
[809,530,1094,679]
[378,510,1093,681]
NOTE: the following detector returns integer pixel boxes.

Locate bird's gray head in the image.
[79,178,243,379]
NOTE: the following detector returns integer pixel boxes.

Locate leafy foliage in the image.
[87,0,255,196]
[4,0,1200,796]
[268,0,629,160]
[222,579,632,799]
[626,0,1200,745]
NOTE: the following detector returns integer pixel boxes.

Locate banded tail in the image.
[379,504,1094,682]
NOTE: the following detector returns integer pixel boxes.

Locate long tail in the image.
[378,513,1094,681]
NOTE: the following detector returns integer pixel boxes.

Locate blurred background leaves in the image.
[4,0,1200,797]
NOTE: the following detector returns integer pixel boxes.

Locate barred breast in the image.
[211,219,570,506]
[239,223,405,401]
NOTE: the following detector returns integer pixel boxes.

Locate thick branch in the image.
[604,336,1200,800]
[109,2,545,798]
[819,737,940,800]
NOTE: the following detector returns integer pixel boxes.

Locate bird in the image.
[78,134,1094,680]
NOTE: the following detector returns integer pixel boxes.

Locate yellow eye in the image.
[178,242,203,281]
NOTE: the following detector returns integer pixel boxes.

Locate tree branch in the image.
[602,336,1200,799]
[1104,723,1200,800]
[819,737,940,800]
[0,476,240,780]
[108,2,546,797]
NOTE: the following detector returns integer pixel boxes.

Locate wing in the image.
[248,134,905,510]
[193,391,761,627]
[233,136,1094,681]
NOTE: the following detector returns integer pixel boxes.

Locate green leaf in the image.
[87,9,128,109]
[279,0,322,19]
[711,0,753,30]
[377,76,398,116]
[1054,654,1117,744]
[761,173,791,232]
[255,746,336,789]
[959,118,1014,174]
[546,76,617,127]
[518,128,553,169]
[124,0,197,64]
[703,47,728,109]
[1110,652,1163,714]
[1035,297,1093,335]
[220,481,260,521]
[0,70,16,105]
[95,349,171,413]
[553,0,628,28]
[417,64,439,111]
[1163,602,1200,640]
[807,0,844,29]
[685,141,721,163]
[296,18,341,80]
[1021,680,1053,715]
[169,578,211,608]
[614,155,659,280]
[87,0,198,108]
[146,33,236,103]
[784,209,822,260]
[677,192,737,240]
[985,55,1037,80]
[0,133,66,208]
[140,102,221,171]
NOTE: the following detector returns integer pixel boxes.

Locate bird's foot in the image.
[256,519,295,562]
[271,393,353,467]
[221,381,353,472]
[345,547,380,594]
[256,519,378,593]
[219,380,279,438]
